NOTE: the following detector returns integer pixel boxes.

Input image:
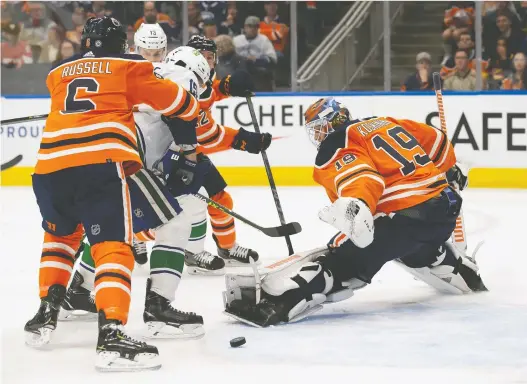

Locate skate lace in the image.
[230,244,249,259]
[194,251,216,265]
[107,323,146,345]
[168,303,196,316]
[133,240,147,253]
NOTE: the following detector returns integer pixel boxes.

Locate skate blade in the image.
[95,351,161,372]
[58,309,98,322]
[186,266,226,276]
[223,259,262,268]
[25,327,54,348]
[144,321,205,340]
[223,310,264,328]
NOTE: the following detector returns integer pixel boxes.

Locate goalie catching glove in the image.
[446,162,468,191]
[318,197,374,248]
[231,127,272,154]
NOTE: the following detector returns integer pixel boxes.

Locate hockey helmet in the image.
[134,23,167,62]
[304,97,351,148]
[164,46,211,93]
[82,16,127,55]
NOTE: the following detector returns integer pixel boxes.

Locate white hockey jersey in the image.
[134,62,200,170]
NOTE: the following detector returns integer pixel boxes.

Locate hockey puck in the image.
[230,337,246,348]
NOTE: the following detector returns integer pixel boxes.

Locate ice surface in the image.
[1,186,526,384]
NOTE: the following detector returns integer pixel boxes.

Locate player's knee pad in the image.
[178,193,207,216]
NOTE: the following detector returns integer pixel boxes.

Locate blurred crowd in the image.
[1,0,335,91]
[402,1,527,91]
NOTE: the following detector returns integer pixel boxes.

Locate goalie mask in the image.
[304,97,351,148]
[134,23,167,62]
[164,46,211,95]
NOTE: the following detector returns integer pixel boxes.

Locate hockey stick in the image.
[1,114,49,125]
[246,94,295,254]
[432,72,468,251]
[192,192,302,238]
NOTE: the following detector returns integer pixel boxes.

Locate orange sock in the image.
[209,190,236,249]
[92,241,135,324]
[39,224,84,298]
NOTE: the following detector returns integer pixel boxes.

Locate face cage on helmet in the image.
[305,118,334,148]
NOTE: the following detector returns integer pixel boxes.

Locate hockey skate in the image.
[185,250,225,275]
[132,239,148,265]
[96,311,161,372]
[217,243,260,267]
[59,271,97,321]
[143,278,205,339]
[25,284,66,347]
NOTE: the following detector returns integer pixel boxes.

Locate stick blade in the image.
[433,72,442,91]
[262,222,302,237]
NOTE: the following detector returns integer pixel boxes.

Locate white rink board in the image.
[1,94,526,169]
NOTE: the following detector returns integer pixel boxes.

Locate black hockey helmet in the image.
[187,35,217,55]
[82,16,127,55]
[80,17,98,53]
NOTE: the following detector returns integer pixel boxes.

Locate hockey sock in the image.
[39,224,84,298]
[78,241,96,291]
[91,241,134,324]
[150,211,191,301]
[209,191,235,249]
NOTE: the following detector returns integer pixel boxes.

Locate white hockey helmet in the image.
[164,46,211,93]
[134,23,167,62]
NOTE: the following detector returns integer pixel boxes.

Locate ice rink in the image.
[1,186,526,384]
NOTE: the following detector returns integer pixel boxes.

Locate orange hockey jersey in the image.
[36,53,199,175]
[313,117,456,215]
[196,75,239,154]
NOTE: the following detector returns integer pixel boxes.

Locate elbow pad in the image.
[161,115,198,146]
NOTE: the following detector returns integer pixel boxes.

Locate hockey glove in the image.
[231,127,272,154]
[446,163,468,191]
[162,150,210,196]
[318,197,374,248]
[219,70,254,97]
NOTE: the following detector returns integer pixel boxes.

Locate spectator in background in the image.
[1,22,32,69]
[188,2,202,36]
[259,1,289,58]
[444,49,477,90]
[401,52,434,91]
[502,51,527,89]
[66,6,86,45]
[19,2,54,47]
[234,16,277,91]
[215,34,248,78]
[495,12,524,56]
[134,1,173,31]
[442,4,474,64]
[221,4,242,36]
[52,39,77,66]
[202,16,218,39]
[87,1,113,18]
[200,1,227,24]
[37,24,64,63]
[487,37,514,89]
[441,32,489,77]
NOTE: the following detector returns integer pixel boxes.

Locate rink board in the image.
[1,92,526,188]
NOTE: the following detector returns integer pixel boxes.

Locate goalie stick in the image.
[432,73,468,251]
[246,94,295,255]
[192,193,302,238]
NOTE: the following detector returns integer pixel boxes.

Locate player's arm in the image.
[127,59,199,150]
[389,118,456,173]
[314,145,385,248]
[215,70,255,98]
